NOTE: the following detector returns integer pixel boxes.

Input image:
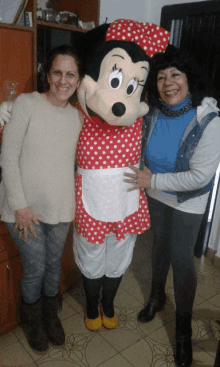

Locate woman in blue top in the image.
[124,46,220,367]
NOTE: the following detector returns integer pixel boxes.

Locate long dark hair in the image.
[146,45,213,108]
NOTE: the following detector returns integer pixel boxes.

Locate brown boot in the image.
[22,298,49,352]
[42,293,65,346]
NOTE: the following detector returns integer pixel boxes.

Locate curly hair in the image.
[146,45,213,108]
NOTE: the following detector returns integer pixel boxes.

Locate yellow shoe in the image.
[84,315,102,331]
[101,309,118,329]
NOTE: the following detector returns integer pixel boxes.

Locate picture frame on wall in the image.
[0,0,28,24]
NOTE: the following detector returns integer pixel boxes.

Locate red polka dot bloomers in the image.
[75,111,151,245]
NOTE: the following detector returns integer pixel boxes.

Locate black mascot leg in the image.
[82,274,103,331]
[101,275,122,329]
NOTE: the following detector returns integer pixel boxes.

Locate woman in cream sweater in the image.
[1,44,83,352]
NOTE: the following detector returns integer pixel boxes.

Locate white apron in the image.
[77,164,140,222]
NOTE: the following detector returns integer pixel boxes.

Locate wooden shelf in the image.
[0,22,35,32]
[36,20,86,32]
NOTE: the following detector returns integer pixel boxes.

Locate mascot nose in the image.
[112,102,126,117]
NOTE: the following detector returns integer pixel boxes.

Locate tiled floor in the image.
[1,229,220,367]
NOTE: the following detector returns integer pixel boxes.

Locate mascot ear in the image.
[75,23,110,62]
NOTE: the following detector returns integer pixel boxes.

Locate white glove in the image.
[0,101,13,126]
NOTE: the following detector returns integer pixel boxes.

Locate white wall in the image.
[99,0,208,27]
[99,0,148,25]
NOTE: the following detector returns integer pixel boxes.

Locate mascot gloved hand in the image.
[73,19,170,331]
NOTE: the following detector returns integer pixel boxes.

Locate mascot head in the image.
[77,19,170,127]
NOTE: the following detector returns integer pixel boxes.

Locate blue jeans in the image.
[6,221,70,304]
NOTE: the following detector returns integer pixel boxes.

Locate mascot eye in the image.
[126,78,139,96]
[109,68,123,90]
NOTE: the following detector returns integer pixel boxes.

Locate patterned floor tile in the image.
[0,331,18,349]
[121,339,153,367]
[63,292,85,315]
[0,341,36,366]
[59,299,78,321]
[118,269,148,296]
[126,282,150,304]
[97,353,133,367]
[209,292,220,309]
[19,336,61,364]
[1,232,220,367]
[196,283,220,301]
[84,334,117,367]
[136,313,168,337]
[114,290,142,311]
[61,314,90,336]
[191,344,215,366]
[144,337,176,367]
[146,322,175,347]
[100,327,142,353]
[194,300,220,321]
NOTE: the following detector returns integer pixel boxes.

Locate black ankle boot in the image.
[137,280,166,323]
[175,311,193,367]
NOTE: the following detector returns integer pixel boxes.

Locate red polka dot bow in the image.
[106,19,170,58]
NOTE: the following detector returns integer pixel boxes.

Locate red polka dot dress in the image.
[75,112,151,244]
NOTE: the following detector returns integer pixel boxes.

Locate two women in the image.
[1,45,83,352]
[125,46,220,367]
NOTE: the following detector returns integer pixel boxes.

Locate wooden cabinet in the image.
[0,0,100,97]
[0,223,22,336]
[0,0,99,336]
[0,28,34,99]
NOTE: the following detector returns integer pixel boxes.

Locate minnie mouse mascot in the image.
[73,19,170,331]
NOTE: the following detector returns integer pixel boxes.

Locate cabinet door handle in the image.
[6,265,10,281]
[0,247,5,252]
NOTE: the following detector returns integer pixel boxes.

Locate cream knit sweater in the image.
[1,92,81,223]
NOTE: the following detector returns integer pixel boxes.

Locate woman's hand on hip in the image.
[14,207,40,242]
[123,164,152,191]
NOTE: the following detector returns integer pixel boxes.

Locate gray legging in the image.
[6,221,70,304]
[147,196,203,314]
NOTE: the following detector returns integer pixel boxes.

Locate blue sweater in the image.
[145,95,196,175]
